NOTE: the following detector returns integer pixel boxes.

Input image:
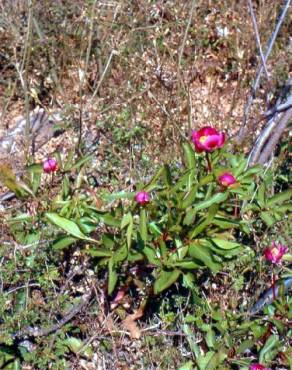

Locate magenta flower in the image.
[43,158,58,174]
[264,241,288,264]
[192,126,225,153]
[134,191,150,205]
[249,364,271,370]
[218,172,236,187]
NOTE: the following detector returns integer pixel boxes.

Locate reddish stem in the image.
[272,272,276,300]
[206,153,212,172]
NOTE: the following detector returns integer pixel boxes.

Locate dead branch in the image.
[247,112,282,166]
[236,0,291,144]
[257,107,292,165]
[13,289,93,339]
[248,81,291,166]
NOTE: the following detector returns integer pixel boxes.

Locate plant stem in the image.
[272,271,276,300]
[206,153,212,172]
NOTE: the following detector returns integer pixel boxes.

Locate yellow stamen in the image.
[270,247,279,258]
[199,135,208,144]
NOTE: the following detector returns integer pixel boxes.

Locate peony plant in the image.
[44,126,291,298]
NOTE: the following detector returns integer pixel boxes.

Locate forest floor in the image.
[0,1,291,369]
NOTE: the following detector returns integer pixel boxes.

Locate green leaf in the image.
[206,329,216,349]
[259,334,278,363]
[283,253,292,262]
[26,163,43,174]
[188,204,218,239]
[199,174,213,186]
[178,361,194,370]
[233,157,247,177]
[144,166,165,191]
[139,208,148,242]
[236,339,256,355]
[176,240,189,260]
[8,213,32,222]
[257,182,266,207]
[102,233,115,248]
[189,241,222,272]
[149,222,162,236]
[171,171,194,192]
[195,192,228,212]
[183,272,195,289]
[154,269,181,294]
[183,207,197,225]
[181,185,198,209]
[113,244,128,263]
[100,213,121,227]
[121,212,133,248]
[205,351,227,370]
[71,154,93,170]
[46,213,96,242]
[182,142,196,170]
[143,246,161,266]
[207,243,241,258]
[238,164,262,179]
[65,337,93,358]
[267,189,292,206]
[213,217,240,229]
[128,250,144,262]
[121,212,133,229]
[163,164,172,186]
[103,191,134,202]
[197,351,215,370]
[172,260,201,269]
[108,258,118,295]
[260,212,276,227]
[52,236,77,250]
[126,220,133,249]
[210,238,241,250]
[276,204,292,212]
[31,172,41,194]
[77,217,96,234]
[182,142,196,188]
[183,324,200,357]
[0,165,29,198]
[85,248,112,257]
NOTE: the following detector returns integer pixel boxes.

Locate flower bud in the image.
[134,191,150,205]
[218,172,236,187]
[249,364,271,370]
[43,158,58,174]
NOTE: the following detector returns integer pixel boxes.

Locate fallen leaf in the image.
[122,307,144,339]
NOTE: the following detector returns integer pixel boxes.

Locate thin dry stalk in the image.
[247,0,269,81]
[177,0,196,88]
[78,0,98,150]
[237,0,291,143]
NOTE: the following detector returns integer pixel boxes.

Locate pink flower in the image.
[218,172,236,187]
[134,191,150,205]
[192,126,225,153]
[249,364,270,370]
[43,158,58,174]
[264,241,288,264]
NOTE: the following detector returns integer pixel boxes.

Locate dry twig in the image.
[237,0,291,143]
[247,0,269,81]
